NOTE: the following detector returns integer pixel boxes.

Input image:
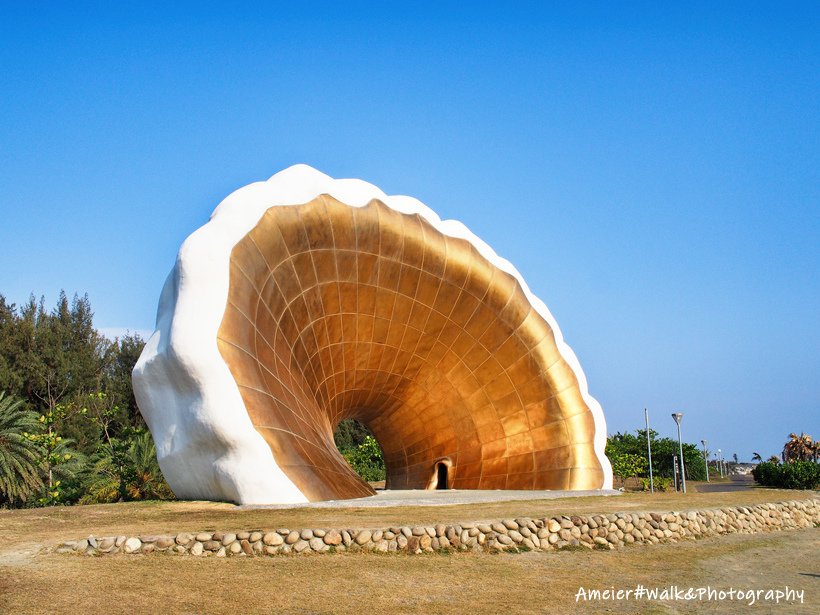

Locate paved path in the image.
[240,488,621,510]
[695,474,756,493]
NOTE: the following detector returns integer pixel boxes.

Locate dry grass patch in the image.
[0,489,816,614]
[0,527,816,614]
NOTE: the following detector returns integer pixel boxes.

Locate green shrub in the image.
[752,461,778,485]
[656,477,673,491]
[610,452,647,487]
[752,461,820,489]
[639,476,674,492]
[341,435,385,482]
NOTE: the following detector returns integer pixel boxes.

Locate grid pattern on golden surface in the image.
[217,195,604,501]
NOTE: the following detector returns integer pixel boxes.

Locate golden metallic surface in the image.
[217,195,604,501]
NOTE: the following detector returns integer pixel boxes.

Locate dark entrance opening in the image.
[436,462,448,489]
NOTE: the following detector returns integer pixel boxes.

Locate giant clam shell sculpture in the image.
[133,165,612,504]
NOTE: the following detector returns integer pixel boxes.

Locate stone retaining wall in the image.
[55,498,819,558]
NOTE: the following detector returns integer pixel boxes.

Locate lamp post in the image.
[672,413,686,494]
[645,408,654,493]
[701,439,709,483]
[717,449,723,478]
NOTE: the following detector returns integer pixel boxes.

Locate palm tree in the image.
[80,431,173,503]
[79,450,120,504]
[125,431,174,500]
[0,392,44,505]
[751,452,763,463]
[783,432,815,462]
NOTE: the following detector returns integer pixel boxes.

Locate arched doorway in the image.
[427,457,452,490]
[436,462,448,489]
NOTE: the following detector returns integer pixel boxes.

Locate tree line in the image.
[606,429,708,489]
[751,432,819,490]
[0,292,171,508]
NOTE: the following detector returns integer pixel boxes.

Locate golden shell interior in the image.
[217,195,604,501]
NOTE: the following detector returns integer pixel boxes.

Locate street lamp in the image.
[701,439,709,483]
[672,413,686,493]
[717,449,723,478]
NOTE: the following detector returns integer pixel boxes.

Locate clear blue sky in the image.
[1,2,817,462]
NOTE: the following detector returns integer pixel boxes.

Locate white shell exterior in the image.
[133,165,613,504]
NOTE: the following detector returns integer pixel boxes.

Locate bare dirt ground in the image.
[0,488,816,614]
